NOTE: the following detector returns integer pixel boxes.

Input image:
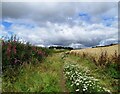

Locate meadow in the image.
[1,36,120,93]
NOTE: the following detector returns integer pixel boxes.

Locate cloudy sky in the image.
[1,2,119,48]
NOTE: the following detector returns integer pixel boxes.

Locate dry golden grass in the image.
[69,44,120,64]
[70,44,119,55]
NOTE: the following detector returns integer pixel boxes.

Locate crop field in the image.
[69,44,120,66]
[70,44,119,59]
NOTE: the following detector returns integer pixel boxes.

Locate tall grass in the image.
[2,36,64,92]
[2,36,53,92]
[68,49,120,92]
[69,49,120,79]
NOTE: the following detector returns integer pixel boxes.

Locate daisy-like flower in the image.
[76,89,79,91]
[83,88,86,91]
[63,63,110,93]
[76,82,79,86]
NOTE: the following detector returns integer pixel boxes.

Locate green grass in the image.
[2,51,119,93]
[64,54,118,92]
[2,53,66,92]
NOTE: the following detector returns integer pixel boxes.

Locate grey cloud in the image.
[2,2,76,23]
[6,22,117,48]
[2,3,30,18]
[2,2,117,24]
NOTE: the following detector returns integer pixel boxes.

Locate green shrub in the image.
[106,63,120,79]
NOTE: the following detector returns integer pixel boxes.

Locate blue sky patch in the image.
[2,21,12,28]
[79,12,91,22]
[102,17,115,27]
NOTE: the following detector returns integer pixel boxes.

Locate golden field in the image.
[69,44,120,64]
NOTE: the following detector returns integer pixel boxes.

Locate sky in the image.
[1,2,119,48]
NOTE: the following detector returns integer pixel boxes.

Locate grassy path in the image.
[59,62,68,92]
[45,52,118,92]
[42,52,69,92]
[2,51,118,92]
[2,52,69,92]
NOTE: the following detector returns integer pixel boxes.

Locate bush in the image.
[2,36,50,71]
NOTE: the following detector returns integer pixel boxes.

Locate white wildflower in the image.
[83,88,86,91]
[89,81,91,83]
[76,89,80,91]
[76,83,79,86]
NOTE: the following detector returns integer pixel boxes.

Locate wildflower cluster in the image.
[63,63,111,93]
[2,36,50,70]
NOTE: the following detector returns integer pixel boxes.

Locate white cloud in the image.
[68,43,86,49]
[1,0,119,2]
[0,24,9,38]
[4,21,117,48]
[1,2,118,48]
[99,38,118,46]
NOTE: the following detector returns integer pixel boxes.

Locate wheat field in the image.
[69,44,120,63]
